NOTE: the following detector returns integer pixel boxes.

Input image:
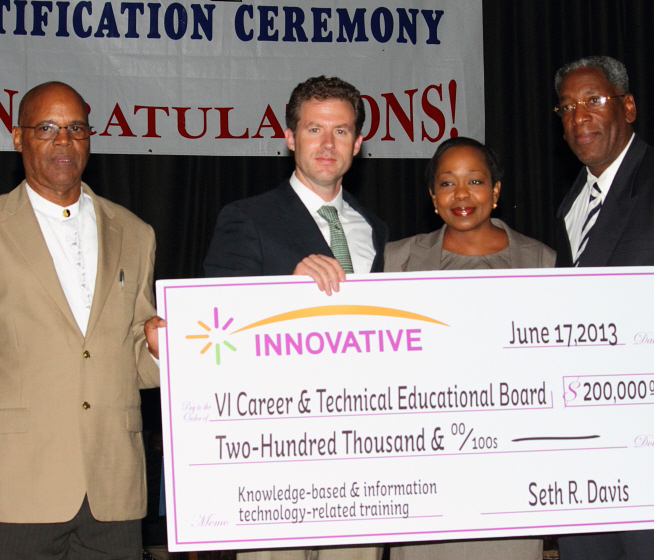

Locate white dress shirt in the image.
[27,184,98,335]
[565,133,634,261]
[289,172,375,273]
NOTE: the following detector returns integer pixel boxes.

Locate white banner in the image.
[157,269,654,552]
[0,0,483,157]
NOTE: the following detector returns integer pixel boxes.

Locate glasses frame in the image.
[553,94,627,117]
[19,122,93,140]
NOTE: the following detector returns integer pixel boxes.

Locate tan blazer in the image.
[384,218,556,272]
[0,181,159,523]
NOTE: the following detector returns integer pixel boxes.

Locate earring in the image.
[434,208,439,214]
[492,203,497,209]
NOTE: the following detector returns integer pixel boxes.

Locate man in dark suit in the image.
[204,76,387,560]
[204,75,388,295]
[554,55,654,559]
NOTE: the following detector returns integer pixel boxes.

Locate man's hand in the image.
[293,255,346,296]
[144,315,167,359]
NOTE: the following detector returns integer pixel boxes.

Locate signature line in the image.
[512,435,600,442]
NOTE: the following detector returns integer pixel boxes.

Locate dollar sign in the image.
[564,379,580,402]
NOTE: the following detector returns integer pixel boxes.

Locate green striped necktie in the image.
[317,205,354,273]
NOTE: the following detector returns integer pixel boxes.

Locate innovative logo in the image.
[186,307,237,365]
[187,305,447,366]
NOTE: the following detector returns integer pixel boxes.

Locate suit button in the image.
[82,402,91,410]
[83,350,91,359]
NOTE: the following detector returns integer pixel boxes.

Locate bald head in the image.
[13,81,91,206]
[18,82,88,126]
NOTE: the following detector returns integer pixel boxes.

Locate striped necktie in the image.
[574,182,602,266]
[318,205,354,273]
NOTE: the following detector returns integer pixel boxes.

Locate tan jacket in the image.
[0,181,159,523]
[384,218,556,272]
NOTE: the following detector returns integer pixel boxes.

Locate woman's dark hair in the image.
[425,136,504,192]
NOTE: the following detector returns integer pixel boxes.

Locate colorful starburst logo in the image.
[186,307,237,365]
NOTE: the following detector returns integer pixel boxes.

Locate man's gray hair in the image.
[555,55,629,96]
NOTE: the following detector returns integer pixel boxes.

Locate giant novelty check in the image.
[156,268,654,552]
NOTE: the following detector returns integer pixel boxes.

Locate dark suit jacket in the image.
[204,180,388,276]
[556,134,654,267]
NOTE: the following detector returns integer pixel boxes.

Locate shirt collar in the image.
[289,171,345,214]
[586,132,635,195]
[26,182,88,220]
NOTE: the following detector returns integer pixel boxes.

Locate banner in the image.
[156,269,654,552]
[0,0,483,157]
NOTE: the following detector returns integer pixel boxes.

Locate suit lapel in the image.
[343,189,387,271]
[0,182,81,335]
[85,186,122,342]
[274,182,333,257]
[408,229,444,271]
[579,136,646,266]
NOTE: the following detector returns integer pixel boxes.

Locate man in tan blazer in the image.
[0,81,164,559]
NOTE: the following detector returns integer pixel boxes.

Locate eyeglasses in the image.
[554,94,626,117]
[19,122,93,140]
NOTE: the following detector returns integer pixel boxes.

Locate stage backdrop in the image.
[0,0,483,157]
[3,1,654,540]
